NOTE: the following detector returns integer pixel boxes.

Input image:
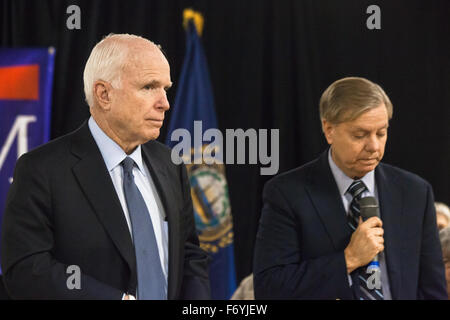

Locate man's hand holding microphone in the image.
[344,197,384,274]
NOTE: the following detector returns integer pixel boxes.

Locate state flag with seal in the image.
[165,9,237,299]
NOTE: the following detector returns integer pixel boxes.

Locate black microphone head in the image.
[359,196,380,220]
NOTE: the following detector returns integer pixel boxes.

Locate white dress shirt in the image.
[88,117,169,299]
[328,148,392,299]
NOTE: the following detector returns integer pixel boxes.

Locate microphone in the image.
[358,196,383,290]
[359,196,381,263]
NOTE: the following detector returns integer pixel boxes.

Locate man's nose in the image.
[157,90,170,111]
[365,135,379,152]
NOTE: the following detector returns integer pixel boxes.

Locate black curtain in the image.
[2,0,450,284]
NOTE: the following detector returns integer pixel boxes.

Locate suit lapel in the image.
[141,142,181,300]
[306,152,404,298]
[305,150,353,251]
[70,122,136,279]
[375,164,403,299]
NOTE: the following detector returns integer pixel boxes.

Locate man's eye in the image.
[354,135,364,139]
[143,84,155,90]
[377,132,386,137]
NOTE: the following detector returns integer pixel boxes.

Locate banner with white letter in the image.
[0,48,55,273]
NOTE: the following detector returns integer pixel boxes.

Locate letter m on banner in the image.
[0,48,55,273]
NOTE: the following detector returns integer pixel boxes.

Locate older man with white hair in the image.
[439,227,450,299]
[436,202,450,230]
[1,34,211,299]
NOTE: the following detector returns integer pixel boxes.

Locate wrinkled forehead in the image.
[124,41,170,74]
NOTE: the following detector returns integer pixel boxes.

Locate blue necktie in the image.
[346,180,366,231]
[122,157,166,300]
[347,180,384,300]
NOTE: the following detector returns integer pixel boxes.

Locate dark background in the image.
[1,0,450,285]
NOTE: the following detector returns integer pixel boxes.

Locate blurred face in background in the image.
[437,212,450,230]
[322,104,389,179]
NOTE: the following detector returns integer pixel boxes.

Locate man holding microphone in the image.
[253,77,447,299]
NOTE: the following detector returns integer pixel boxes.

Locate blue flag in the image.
[166,15,237,299]
[0,48,55,273]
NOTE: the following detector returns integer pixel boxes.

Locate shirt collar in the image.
[88,116,147,176]
[328,147,375,196]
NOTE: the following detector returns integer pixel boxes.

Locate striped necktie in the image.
[346,180,384,300]
[346,180,366,231]
[122,157,166,299]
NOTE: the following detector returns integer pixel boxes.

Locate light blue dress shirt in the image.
[88,117,169,297]
[328,148,392,299]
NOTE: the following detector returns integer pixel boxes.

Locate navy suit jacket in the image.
[1,121,210,299]
[253,150,447,299]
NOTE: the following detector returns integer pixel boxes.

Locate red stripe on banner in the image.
[0,64,39,100]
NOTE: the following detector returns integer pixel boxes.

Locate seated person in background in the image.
[439,227,450,299]
[436,202,450,230]
[230,273,254,300]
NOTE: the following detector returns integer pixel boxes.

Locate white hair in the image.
[439,227,450,261]
[436,202,450,221]
[83,33,154,107]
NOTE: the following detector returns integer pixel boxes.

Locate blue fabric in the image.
[165,20,236,299]
[122,157,166,300]
[0,48,55,274]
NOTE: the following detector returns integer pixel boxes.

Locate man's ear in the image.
[93,80,113,110]
[321,119,335,145]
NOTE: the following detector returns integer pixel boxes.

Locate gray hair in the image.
[83,33,155,107]
[439,227,450,262]
[436,202,450,221]
[319,77,393,124]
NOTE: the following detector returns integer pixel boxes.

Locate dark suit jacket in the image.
[253,150,447,299]
[1,121,211,299]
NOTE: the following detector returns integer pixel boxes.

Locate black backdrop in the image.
[1,0,450,285]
